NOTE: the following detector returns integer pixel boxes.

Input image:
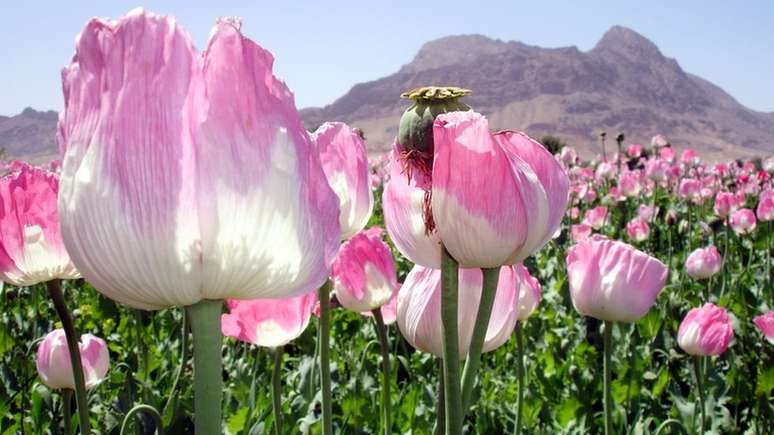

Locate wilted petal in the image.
[383,151,442,268]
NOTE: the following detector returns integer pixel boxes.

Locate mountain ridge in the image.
[299,26,774,161]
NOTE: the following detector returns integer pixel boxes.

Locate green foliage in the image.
[1,182,773,434]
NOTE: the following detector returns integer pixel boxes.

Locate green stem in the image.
[161,310,188,424]
[308,323,320,402]
[243,347,261,432]
[440,246,462,434]
[514,323,524,435]
[603,321,614,435]
[62,389,73,435]
[434,359,445,435]
[767,221,772,306]
[693,356,706,434]
[120,404,165,435]
[372,309,392,435]
[721,220,730,298]
[272,347,284,435]
[318,280,333,435]
[186,299,223,434]
[460,267,500,410]
[46,280,90,434]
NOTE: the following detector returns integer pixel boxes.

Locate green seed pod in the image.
[398,86,472,154]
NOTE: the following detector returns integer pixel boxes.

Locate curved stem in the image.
[603,321,614,435]
[46,280,90,434]
[372,309,392,435]
[62,389,73,435]
[460,267,500,411]
[693,356,706,433]
[318,280,333,435]
[120,404,165,435]
[654,419,689,435]
[514,323,524,435]
[161,309,188,423]
[272,347,284,435]
[186,299,223,434]
[440,246,462,434]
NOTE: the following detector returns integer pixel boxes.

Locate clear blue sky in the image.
[2,1,773,116]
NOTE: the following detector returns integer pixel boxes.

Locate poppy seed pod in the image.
[398,86,472,157]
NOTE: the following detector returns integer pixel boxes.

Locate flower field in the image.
[0,8,773,435]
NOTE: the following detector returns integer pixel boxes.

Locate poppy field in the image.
[0,8,773,435]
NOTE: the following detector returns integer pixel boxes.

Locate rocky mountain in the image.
[2,26,772,163]
[0,108,59,164]
[300,26,774,161]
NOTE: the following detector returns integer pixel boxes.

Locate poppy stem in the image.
[161,309,188,425]
[693,356,706,433]
[318,280,333,435]
[272,346,283,435]
[603,320,614,435]
[767,221,772,305]
[46,280,90,434]
[460,267,500,410]
[62,389,73,435]
[186,299,223,434]
[514,323,524,435]
[440,246,462,434]
[372,309,392,435]
[434,359,445,435]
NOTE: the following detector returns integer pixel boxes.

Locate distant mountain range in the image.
[0,108,59,164]
[300,26,774,161]
[2,26,773,163]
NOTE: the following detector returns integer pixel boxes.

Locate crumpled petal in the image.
[0,162,79,285]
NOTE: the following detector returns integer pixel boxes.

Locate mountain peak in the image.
[592,25,663,60]
[19,107,58,121]
[400,34,508,73]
